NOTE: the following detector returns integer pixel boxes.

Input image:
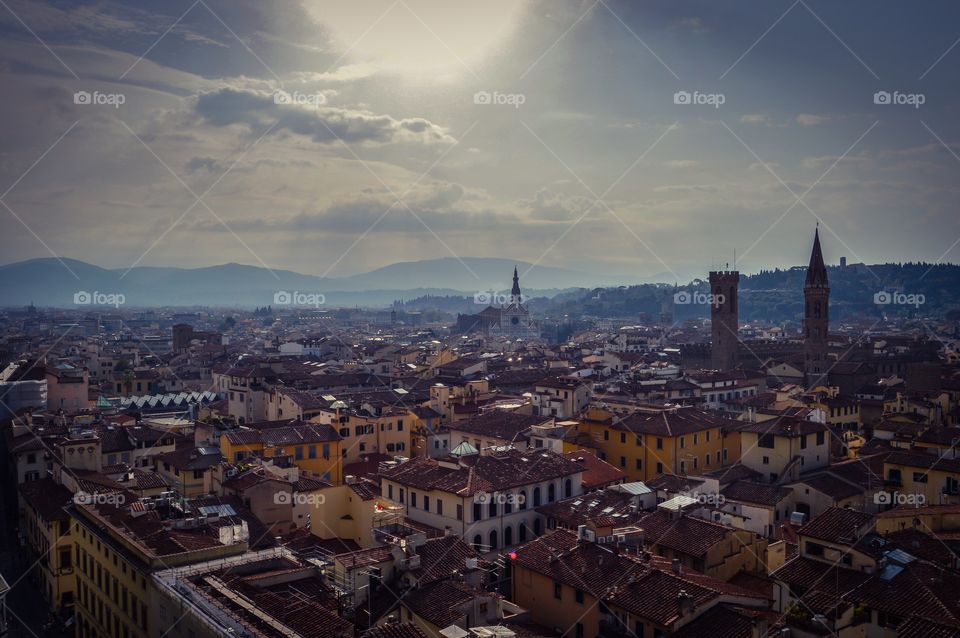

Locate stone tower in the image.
[804,227,830,387]
[709,269,740,371]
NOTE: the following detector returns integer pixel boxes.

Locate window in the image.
[758,434,775,449]
[473,534,482,550]
[397,420,403,431]
[473,502,482,522]
[913,472,929,484]
[693,434,698,445]
[399,488,405,504]
[564,479,572,497]
[533,487,541,506]
[548,483,556,502]
[456,504,462,520]
[423,496,430,511]
[762,456,770,465]
[679,437,685,449]
[800,435,807,450]
[519,490,527,509]
[635,435,642,446]
[620,432,626,444]
[388,485,394,500]
[635,459,642,470]
[575,589,584,604]
[309,445,317,459]
[656,462,663,473]
[816,431,826,445]
[411,492,418,508]
[656,438,663,450]
[604,430,609,441]
[436,499,442,515]
[554,581,562,600]
[620,456,626,468]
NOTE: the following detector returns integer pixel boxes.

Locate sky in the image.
[1,0,960,284]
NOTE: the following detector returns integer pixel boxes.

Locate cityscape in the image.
[2,2,960,638]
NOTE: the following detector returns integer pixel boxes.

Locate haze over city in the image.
[2,4,960,638]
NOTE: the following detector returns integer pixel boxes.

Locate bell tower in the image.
[804,227,830,387]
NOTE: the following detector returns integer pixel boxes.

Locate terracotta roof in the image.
[364,623,429,638]
[721,481,792,507]
[610,408,736,437]
[563,450,628,489]
[798,507,874,544]
[447,410,549,443]
[381,449,582,496]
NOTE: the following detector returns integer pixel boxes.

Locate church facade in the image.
[456,267,539,339]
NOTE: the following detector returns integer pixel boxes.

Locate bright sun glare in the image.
[307,0,528,79]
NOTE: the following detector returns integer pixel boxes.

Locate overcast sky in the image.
[2,0,959,283]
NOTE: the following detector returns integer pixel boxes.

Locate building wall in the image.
[579,421,726,482]
[513,566,601,638]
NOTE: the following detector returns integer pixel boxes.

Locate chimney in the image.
[671,558,682,576]
[677,589,694,616]
[751,617,770,638]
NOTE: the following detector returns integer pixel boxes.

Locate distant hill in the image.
[0,257,626,308]
[542,262,960,322]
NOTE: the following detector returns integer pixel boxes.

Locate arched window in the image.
[473,534,482,551]
[564,479,572,498]
[519,490,527,510]
[533,487,541,507]
[533,518,543,536]
[504,526,513,547]
[519,524,527,543]
[548,483,556,502]
[489,529,498,551]
[489,499,497,518]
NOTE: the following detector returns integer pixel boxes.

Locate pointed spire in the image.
[805,226,828,288]
[511,266,521,301]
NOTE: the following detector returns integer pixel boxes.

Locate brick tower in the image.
[709,269,740,371]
